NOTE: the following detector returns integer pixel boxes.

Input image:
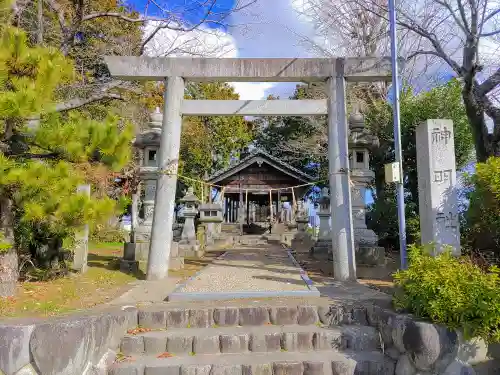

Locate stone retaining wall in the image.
[0,302,499,375]
[365,304,500,374]
[0,306,137,375]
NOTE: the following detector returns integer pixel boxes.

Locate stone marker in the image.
[416,119,460,255]
[73,184,90,272]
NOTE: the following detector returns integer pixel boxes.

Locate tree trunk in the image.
[462,89,491,162]
[0,195,18,297]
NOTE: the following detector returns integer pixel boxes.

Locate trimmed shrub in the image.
[463,157,500,257]
[393,243,500,343]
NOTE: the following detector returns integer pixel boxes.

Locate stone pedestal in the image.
[120,242,139,273]
[136,168,159,242]
[121,240,184,270]
[291,215,314,254]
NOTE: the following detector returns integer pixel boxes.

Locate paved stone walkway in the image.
[168,244,319,301]
[109,277,181,305]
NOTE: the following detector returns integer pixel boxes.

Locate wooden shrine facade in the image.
[206,150,315,224]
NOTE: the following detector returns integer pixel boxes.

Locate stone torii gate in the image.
[104,56,392,281]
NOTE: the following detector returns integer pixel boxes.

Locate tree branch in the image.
[434,0,471,36]
[477,68,500,96]
[480,29,500,37]
[54,93,123,113]
[406,50,444,60]
[82,12,155,23]
[44,0,66,31]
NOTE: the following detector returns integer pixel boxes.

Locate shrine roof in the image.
[206,149,316,185]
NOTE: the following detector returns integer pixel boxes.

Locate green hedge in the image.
[393,244,500,343]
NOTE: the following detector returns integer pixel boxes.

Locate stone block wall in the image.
[365,304,499,374]
[0,306,137,375]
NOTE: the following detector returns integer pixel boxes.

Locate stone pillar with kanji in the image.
[348,111,385,266]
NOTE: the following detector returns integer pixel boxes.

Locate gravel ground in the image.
[175,245,310,293]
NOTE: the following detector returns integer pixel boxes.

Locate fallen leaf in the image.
[157,352,173,358]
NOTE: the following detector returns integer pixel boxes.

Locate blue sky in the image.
[128,0,237,29]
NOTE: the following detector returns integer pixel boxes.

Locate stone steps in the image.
[119,324,381,356]
[109,301,393,375]
[134,303,369,329]
[108,349,395,375]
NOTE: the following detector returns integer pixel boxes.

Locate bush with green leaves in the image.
[463,157,500,257]
[393,244,500,343]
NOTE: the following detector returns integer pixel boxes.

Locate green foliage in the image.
[0,26,74,118]
[0,231,11,253]
[463,157,500,254]
[33,112,133,170]
[89,224,127,244]
[254,91,324,178]
[366,79,474,248]
[394,244,500,343]
[0,23,133,271]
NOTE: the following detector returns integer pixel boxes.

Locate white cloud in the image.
[142,21,277,99]
[229,82,275,100]
[142,22,238,58]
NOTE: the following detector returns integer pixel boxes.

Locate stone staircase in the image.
[108,302,395,375]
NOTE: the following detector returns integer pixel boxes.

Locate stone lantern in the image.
[311,187,331,257]
[317,187,331,240]
[178,187,202,257]
[291,200,315,254]
[134,107,162,245]
[198,203,224,246]
[122,108,184,271]
[348,110,385,266]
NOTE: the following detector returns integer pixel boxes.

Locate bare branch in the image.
[406,49,446,60]
[480,29,500,37]
[54,93,123,113]
[434,0,471,35]
[484,7,500,23]
[478,68,500,96]
[44,0,66,30]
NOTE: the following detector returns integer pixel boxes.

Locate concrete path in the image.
[109,277,181,305]
[168,244,319,301]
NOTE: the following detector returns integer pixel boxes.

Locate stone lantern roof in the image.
[318,187,330,204]
[348,110,379,149]
[133,107,162,148]
[180,187,200,204]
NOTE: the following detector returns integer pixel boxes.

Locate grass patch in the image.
[0,245,224,318]
[0,242,137,318]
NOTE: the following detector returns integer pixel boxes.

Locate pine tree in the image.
[0,4,133,297]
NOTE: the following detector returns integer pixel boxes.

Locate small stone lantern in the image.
[311,187,332,257]
[291,200,315,254]
[348,110,384,266]
[178,187,201,257]
[317,187,331,241]
[198,203,224,246]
